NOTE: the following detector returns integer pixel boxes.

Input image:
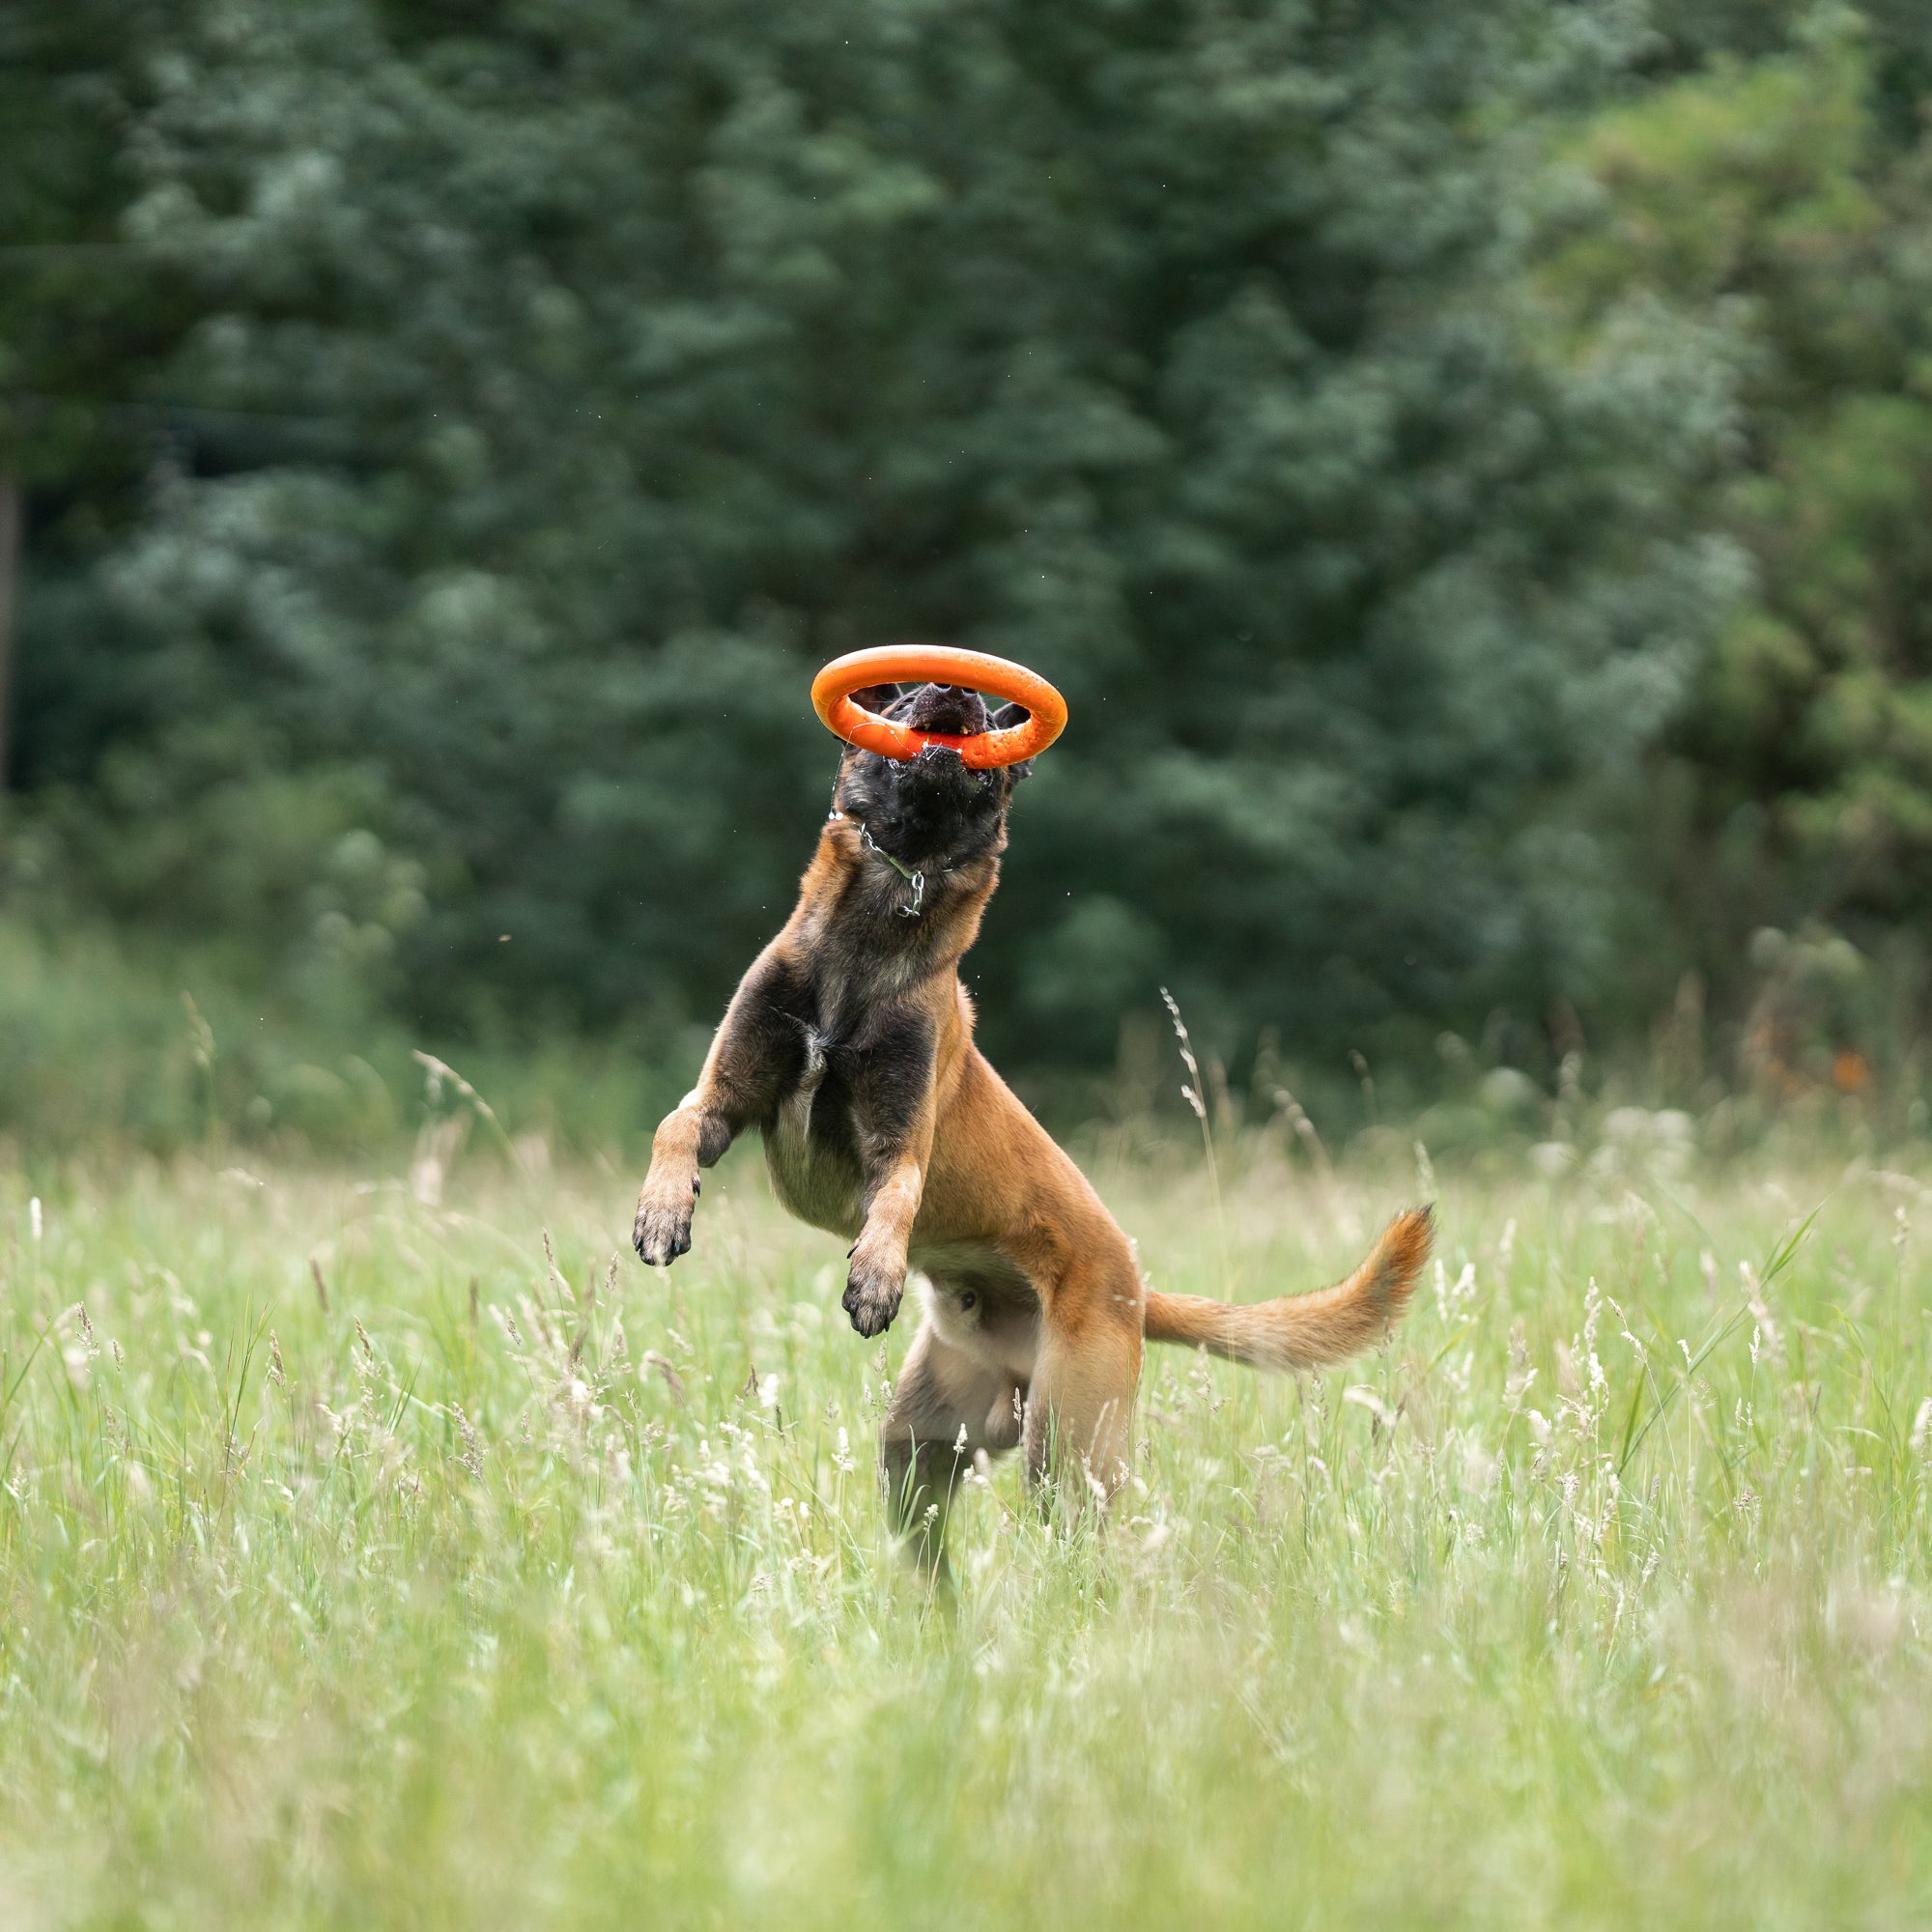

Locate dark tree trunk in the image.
[0,476,17,790]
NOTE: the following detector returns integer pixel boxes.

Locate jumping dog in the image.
[634,680,1431,1564]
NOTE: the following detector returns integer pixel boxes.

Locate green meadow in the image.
[3,1122,1931,1928]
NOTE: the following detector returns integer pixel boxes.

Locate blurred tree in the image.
[0,0,202,790]
[1540,19,1932,1030]
[11,0,1736,1073]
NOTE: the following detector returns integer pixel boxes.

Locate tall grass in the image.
[0,913,694,1156]
[2,1128,1931,1927]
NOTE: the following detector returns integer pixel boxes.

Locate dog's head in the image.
[832,682,1033,870]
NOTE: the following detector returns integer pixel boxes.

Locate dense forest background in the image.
[9,0,1932,1144]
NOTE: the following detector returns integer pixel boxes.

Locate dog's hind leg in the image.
[879,1317,1013,1583]
[1022,1256,1143,1519]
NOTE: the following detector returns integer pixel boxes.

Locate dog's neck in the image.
[787,812,1003,990]
[857,819,945,914]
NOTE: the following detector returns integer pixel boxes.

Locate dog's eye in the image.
[958,1292,977,1312]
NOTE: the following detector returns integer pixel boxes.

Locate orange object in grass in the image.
[811,645,1066,769]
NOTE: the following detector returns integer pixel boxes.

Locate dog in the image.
[633,679,1432,1565]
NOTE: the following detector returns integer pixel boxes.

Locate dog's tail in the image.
[1141,1208,1432,1372]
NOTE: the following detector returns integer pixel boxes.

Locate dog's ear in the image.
[848,683,902,717]
[992,700,1035,781]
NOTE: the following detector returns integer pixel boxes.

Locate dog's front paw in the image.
[633,1174,698,1267]
[841,1254,905,1338]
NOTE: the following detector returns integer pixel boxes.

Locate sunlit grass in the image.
[3,1129,1932,1927]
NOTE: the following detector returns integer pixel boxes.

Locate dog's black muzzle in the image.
[902,684,990,738]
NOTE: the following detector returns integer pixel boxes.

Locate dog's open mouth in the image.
[838,681,1017,871]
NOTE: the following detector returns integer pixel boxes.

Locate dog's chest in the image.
[761,1026,865,1238]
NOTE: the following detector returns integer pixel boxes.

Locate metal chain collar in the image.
[858,821,954,918]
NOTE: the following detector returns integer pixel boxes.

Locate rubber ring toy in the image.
[811,645,1067,769]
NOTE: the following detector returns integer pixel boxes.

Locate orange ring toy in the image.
[811,646,1066,769]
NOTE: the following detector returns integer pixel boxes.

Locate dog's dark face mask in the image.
[834,682,1032,870]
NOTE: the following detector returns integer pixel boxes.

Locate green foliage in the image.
[1540,23,1932,1018]
[5,0,1735,1076]
[1,0,207,810]
[0,1,192,490]
[22,0,1932,1094]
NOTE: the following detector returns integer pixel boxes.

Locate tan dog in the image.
[634,679,1431,1565]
